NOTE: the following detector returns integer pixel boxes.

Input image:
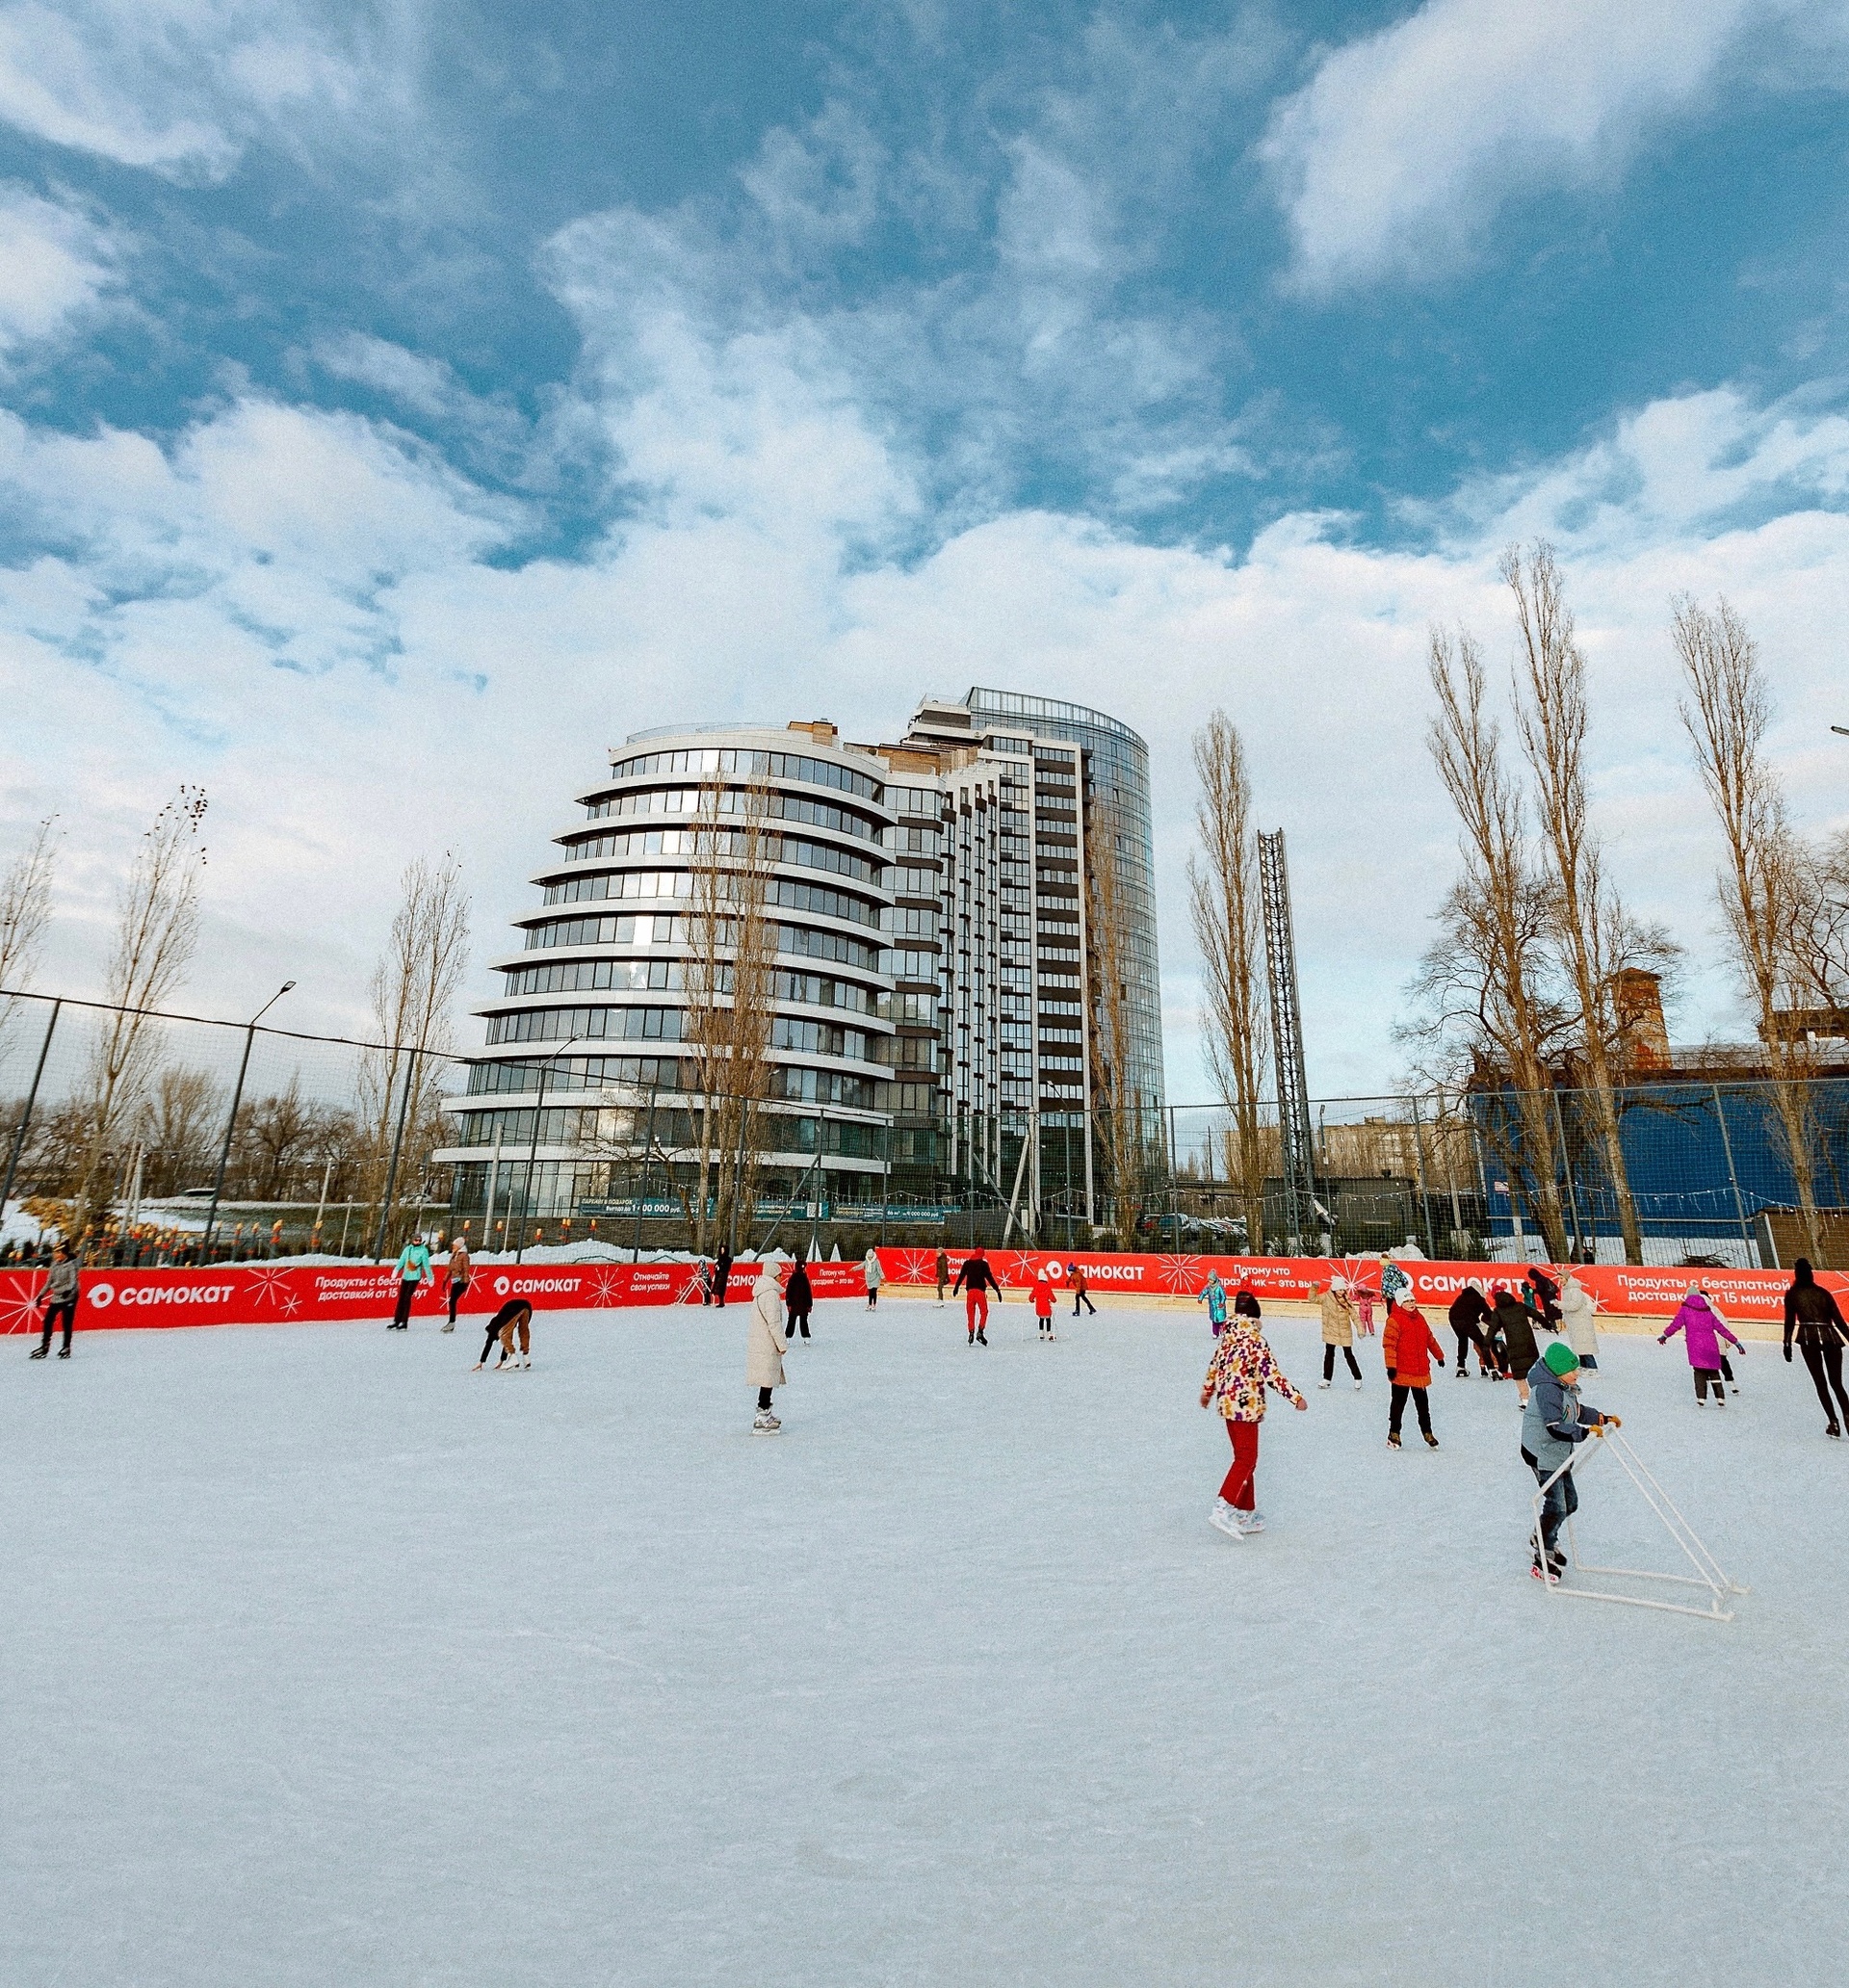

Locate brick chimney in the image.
[1614,968,1671,1074]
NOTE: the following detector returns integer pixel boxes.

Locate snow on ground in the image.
[3,1299,1846,1986]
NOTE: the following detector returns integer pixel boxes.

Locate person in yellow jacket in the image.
[1315,1277,1362,1390]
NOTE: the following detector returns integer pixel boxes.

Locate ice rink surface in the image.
[4,1295,1847,1987]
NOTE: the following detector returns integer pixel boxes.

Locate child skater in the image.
[1199,1313,1307,1539]
[1032,1268,1056,1340]
[1658,1288,1745,1406]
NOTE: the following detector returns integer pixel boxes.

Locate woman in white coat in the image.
[1558,1273,1601,1373]
[748,1264,787,1432]
[863,1248,883,1309]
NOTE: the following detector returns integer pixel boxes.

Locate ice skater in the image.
[863,1248,883,1309]
[1558,1271,1600,1372]
[1234,1286,1263,1325]
[31,1244,78,1359]
[1521,1342,1618,1581]
[1032,1269,1056,1339]
[1658,1289,1744,1406]
[714,1245,734,1309]
[934,1247,950,1304]
[1068,1262,1096,1316]
[1493,1286,1539,1402]
[443,1234,471,1332]
[1783,1257,1849,1438]
[953,1247,997,1345]
[1383,1296,1445,1449]
[473,1296,533,1371]
[748,1262,786,1431]
[1198,1269,1229,1336]
[1199,1311,1306,1539]
[1447,1281,1496,1377]
[390,1234,431,1329]
[1315,1277,1362,1389]
[784,1259,814,1341]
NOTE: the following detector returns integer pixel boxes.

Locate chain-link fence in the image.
[4,986,1844,1269]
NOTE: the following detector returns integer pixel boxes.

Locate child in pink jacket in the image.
[1659,1289,1745,1406]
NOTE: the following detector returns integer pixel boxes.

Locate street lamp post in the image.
[202,981,296,1262]
[515,1037,584,1266]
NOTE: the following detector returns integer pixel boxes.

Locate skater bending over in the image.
[1784,1257,1849,1437]
[1383,1298,1445,1449]
[1658,1290,1743,1405]
[473,1298,533,1371]
[1199,1318,1306,1540]
[1315,1278,1361,1389]
[1447,1283,1496,1376]
[1521,1342,1617,1581]
[953,1248,997,1345]
[748,1264,786,1430]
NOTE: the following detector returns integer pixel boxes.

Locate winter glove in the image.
[1656,1336,1667,1346]
[1602,1415,1622,1430]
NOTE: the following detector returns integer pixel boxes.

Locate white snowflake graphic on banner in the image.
[0,1277,45,1335]
[1157,1254,1204,1294]
[241,1265,297,1311]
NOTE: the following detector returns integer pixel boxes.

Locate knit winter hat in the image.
[1543,1342,1580,1376]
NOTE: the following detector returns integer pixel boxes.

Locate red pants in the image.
[964,1289,989,1332]
[1217,1420,1260,1510]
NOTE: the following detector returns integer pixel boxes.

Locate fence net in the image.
[2,988,1843,1269]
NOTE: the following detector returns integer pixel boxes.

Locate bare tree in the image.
[358,853,472,1248]
[1675,595,1822,1256]
[73,790,208,1237]
[1505,543,1647,1263]
[683,774,777,1254]
[243,1075,318,1200]
[1085,801,1147,1248]
[1186,712,1270,1251]
[138,1064,223,1197]
[1423,628,1568,1258]
[0,816,57,1023]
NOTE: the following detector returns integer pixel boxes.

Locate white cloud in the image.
[0,182,122,359]
[0,0,425,180]
[1262,0,1779,290]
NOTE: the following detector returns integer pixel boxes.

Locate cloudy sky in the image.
[3,0,1849,1103]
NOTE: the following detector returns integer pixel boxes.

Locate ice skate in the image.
[521,1356,531,1369]
[1316,1378,1330,1390]
[1387,1431,1401,1450]
[56,1347,69,1358]
[1209,1502,1245,1539]
[1237,1512,1264,1534]
[752,1410,781,1433]
[29,1346,46,1358]
[1353,1378,1364,1391]
[1422,1431,1439,1449]
[977,1330,987,1346]
[1829,1423,1842,1439]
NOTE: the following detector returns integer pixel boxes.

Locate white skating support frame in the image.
[1531,1431,1747,1622]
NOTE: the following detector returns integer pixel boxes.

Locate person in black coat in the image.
[714,1244,734,1309]
[1494,1288,1541,1403]
[952,1249,998,1344]
[1447,1283,1497,1378]
[784,1261,815,1341]
[1784,1257,1849,1437]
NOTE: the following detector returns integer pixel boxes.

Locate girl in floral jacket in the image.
[1199,1321,1307,1539]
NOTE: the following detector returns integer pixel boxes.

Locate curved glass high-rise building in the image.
[440,722,897,1229]
[438,693,1166,1240]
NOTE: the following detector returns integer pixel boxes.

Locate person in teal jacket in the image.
[1198,1271,1229,1336]
[390,1236,432,1329]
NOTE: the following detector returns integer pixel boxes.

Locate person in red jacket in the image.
[1032,1268,1056,1340]
[1383,1297,1445,1451]
[952,1248,998,1345]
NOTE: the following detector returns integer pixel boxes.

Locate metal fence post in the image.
[1409,1091,1439,1258]
[1712,1083,1756,1267]
[1,996,60,1219]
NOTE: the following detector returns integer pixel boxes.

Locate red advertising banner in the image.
[0,1258,868,1334]
[872,1247,1843,1326]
